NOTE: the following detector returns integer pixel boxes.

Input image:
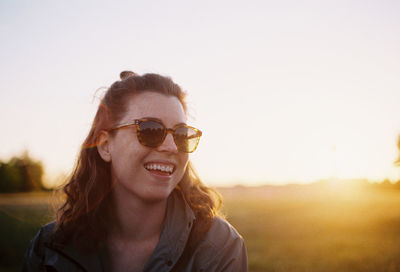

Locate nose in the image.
[157,133,178,153]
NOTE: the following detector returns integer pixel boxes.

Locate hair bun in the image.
[120,71,136,80]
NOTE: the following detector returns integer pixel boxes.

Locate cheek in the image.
[180,154,189,168]
[177,155,189,178]
[109,137,146,175]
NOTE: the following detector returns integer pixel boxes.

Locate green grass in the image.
[2,189,400,271]
[0,192,55,271]
[221,189,400,272]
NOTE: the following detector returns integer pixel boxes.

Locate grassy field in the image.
[1,187,400,271]
[221,186,400,272]
[0,192,56,272]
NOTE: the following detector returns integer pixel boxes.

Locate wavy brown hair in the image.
[53,71,221,250]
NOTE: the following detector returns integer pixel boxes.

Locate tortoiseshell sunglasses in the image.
[109,118,202,153]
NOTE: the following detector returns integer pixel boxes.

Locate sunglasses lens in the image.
[174,126,200,153]
[138,120,165,147]
[136,120,201,152]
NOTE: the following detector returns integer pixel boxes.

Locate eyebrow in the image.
[140,117,187,127]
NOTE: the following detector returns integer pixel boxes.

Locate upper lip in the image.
[144,160,176,170]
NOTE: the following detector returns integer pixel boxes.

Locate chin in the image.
[140,186,175,203]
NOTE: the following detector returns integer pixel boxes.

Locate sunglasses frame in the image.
[109,118,202,153]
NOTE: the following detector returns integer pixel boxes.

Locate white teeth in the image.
[145,163,174,174]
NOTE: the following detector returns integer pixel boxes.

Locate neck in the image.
[109,187,168,242]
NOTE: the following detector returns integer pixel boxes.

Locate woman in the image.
[22,71,247,271]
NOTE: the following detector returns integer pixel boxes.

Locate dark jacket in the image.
[21,190,248,271]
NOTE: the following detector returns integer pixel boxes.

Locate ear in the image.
[97,130,112,162]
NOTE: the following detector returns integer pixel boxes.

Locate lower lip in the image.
[146,169,173,179]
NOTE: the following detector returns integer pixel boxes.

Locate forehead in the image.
[122,92,186,125]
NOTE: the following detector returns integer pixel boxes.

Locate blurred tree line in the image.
[0,151,44,193]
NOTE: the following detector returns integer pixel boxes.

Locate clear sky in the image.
[1,0,399,187]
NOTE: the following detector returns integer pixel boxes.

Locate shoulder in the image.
[205,216,243,248]
[21,222,56,271]
[194,216,248,271]
[28,221,55,251]
[34,221,56,247]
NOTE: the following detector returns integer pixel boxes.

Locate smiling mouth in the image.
[144,163,175,175]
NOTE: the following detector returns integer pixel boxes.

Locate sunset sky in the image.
[1,0,399,186]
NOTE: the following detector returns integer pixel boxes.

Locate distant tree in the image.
[396,135,400,166]
[381,178,392,189]
[0,151,44,193]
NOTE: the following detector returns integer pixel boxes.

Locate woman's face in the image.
[105,92,189,203]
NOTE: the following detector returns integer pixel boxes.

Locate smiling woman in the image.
[21,71,247,271]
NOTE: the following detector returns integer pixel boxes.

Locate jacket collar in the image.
[47,245,104,271]
[143,189,196,271]
[46,235,104,271]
